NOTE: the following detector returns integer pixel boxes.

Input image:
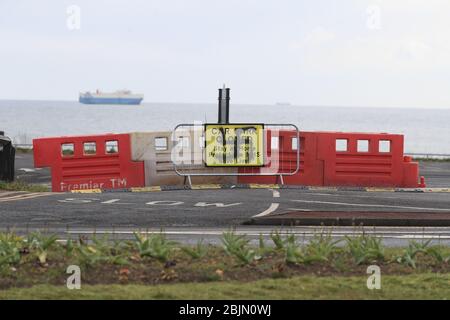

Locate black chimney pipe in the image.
[218,85,230,124]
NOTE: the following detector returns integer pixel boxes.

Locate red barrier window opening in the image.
[271,136,279,150]
[155,137,168,151]
[357,140,369,152]
[106,140,119,154]
[292,137,298,150]
[83,142,97,155]
[336,139,348,152]
[379,140,391,153]
[61,143,74,156]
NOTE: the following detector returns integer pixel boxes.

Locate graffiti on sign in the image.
[204,124,264,167]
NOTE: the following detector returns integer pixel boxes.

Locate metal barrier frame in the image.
[172,123,300,185]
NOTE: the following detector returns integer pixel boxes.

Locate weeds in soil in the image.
[0,233,22,268]
[0,230,448,279]
[26,232,58,264]
[222,231,260,265]
[302,231,340,264]
[345,232,385,265]
[181,240,208,260]
[426,246,450,264]
[133,232,174,262]
[76,235,128,268]
[396,239,432,269]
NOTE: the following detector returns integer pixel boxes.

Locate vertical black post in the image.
[218,85,230,124]
[0,131,15,182]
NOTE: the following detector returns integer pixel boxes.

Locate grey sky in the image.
[1,0,450,108]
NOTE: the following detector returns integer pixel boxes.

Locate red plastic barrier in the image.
[239,131,422,188]
[33,133,145,192]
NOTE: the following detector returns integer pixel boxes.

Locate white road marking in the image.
[101,199,132,205]
[306,193,335,196]
[302,193,410,200]
[292,199,450,211]
[101,199,121,204]
[58,198,100,203]
[194,202,242,208]
[65,229,450,240]
[146,200,184,206]
[18,168,41,173]
[252,203,280,218]
[395,235,450,239]
[271,189,280,198]
[287,208,313,212]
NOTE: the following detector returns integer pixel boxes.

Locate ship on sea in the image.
[79,89,144,105]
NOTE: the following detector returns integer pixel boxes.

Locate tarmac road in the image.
[2,152,450,247]
[1,187,450,247]
[1,187,449,226]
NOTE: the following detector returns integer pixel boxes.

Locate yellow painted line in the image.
[308,186,338,191]
[422,188,450,193]
[249,184,280,189]
[71,189,102,194]
[191,184,222,190]
[395,188,450,193]
[0,192,54,203]
[396,188,425,192]
[0,191,27,198]
[366,188,396,192]
[131,186,162,192]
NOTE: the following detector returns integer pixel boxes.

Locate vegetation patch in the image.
[0,181,49,192]
[0,230,448,297]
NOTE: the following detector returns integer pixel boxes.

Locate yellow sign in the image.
[204,124,264,167]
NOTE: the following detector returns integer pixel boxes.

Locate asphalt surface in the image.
[1,152,449,246]
[14,152,50,186]
[419,161,450,188]
[1,187,449,226]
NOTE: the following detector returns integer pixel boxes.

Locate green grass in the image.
[14,147,33,154]
[414,157,450,162]
[1,274,448,300]
[0,181,49,192]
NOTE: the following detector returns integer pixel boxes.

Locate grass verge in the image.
[0,181,49,192]
[1,274,449,300]
[414,157,450,162]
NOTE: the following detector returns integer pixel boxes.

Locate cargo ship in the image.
[79,90,144,105]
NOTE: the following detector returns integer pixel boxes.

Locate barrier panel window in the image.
[271,137,279,150]
[83,142,96,155]
[336,139,348,152]
[106,140,119,154]
[357,140,369,152]
[379,140,391,153]
[155,137,168,151]
[61,143,74,156]
[292,137,298,150]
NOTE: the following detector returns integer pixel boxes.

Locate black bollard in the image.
[218,85,230,124]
